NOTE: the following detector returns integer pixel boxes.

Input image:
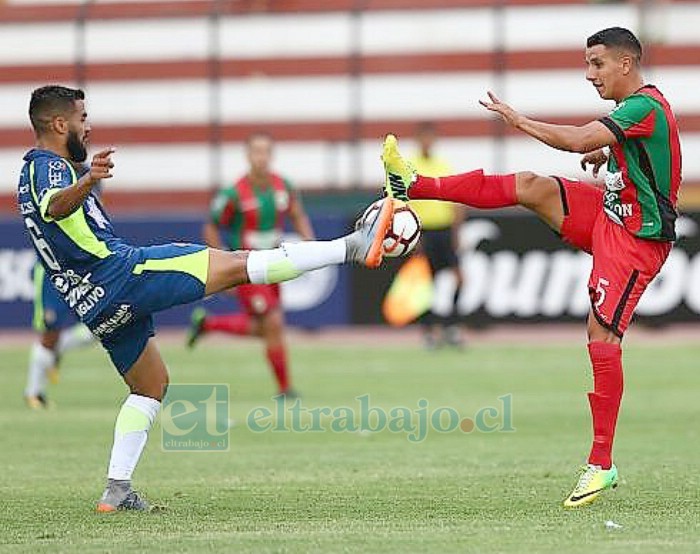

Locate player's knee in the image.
[262,310,284,338]
[515,171,557,208]
[206,249,249,295]
[587,312,622,344]
[40,330,60,350]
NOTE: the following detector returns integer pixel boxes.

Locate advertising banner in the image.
[352,212,700,326]
[0,214,350,329]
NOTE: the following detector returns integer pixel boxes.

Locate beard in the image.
[66,130,87,163]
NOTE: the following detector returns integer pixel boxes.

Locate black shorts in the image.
[421,228,459,273]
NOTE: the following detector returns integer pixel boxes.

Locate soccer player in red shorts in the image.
[187,132,315,397]
[381,27,680,507]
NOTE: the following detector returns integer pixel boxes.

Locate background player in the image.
[381,27,680,507]
[24,263,94,408]
[408,122,467,349]
[187,132,314,397]
[18,85,394,512]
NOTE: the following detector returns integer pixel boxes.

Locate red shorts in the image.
[235,283,281,316]
[557,178,672,337]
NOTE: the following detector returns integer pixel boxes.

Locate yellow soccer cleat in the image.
[25,394,52,410]
[381,134,417,203]
[564,463,619,507]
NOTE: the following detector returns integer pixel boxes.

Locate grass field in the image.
[1,335,700,553]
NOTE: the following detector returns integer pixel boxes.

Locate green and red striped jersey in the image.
[210,173,294,250]
[599,85,682,241]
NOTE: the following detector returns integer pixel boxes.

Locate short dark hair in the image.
[29,85,85,134]
[587,27,642,64]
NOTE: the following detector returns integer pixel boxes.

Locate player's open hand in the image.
[479,91,522,128]
[580,149,608,178]
[89,147,115,183]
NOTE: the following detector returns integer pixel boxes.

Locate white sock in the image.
[25,342,56,397]
[57,324,94,354]
[107,394,161,481]
[246,239,347,284]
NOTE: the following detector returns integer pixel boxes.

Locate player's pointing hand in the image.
[89,147,115,184]
[479,91,523,129]
[580,149,608,178]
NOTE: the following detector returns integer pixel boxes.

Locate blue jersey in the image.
[17,148,140,324]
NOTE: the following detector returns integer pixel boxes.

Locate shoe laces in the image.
[574,464,600,493]
[120,490,149,511]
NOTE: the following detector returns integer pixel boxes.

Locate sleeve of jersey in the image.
[32,158,76,222]
[210,190,237,227]
[599,95,656,143]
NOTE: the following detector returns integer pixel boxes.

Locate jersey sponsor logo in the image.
[604,171,625,191]
[48,164,66,188]
[240,198,259,212]
[244,230,282,249]
[19,202,35,215]
[609,101,626,114]
[604,200,633,219]
[274,190,290,211]
[211,194,228,214]
[91,304,132,338]
[75,287,106,317]
[603,173,633,223]
[51,269,106,316]
[50,273,71,294]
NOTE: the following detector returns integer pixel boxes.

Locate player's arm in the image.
[205,188,236,249]
[202,222,224,249]
[479,92,615,154]
[46,148,114,220]
[288,192,315,241]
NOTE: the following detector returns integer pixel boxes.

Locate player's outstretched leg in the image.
[381,134,566,232]
[205,201,396,296]
[186,309,258,349]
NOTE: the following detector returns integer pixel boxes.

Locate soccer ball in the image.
[360,199,421,257]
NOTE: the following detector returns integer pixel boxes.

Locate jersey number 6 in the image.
[25,217,61,271]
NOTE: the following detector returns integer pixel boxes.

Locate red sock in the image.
[202,313,251,336]
[410,170,517,209]
[266,345,290,392]
[587,342,624,469]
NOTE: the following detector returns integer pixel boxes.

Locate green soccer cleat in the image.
[563,463,619,507]
[186,307,207,349]
[381,134,417,203]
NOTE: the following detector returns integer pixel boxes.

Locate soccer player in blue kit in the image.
[17,85,395,512]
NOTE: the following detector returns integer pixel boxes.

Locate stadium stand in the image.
[1,0,699,213]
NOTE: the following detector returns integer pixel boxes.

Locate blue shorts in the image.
[86,243,210,375]
[33,265,78,332]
